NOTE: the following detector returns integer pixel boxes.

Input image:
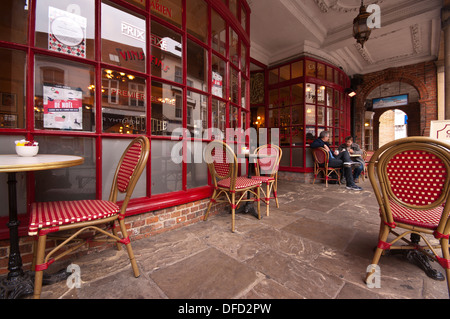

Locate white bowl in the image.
[16,145,39,157]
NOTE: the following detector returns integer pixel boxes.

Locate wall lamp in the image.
[345,88,357,97]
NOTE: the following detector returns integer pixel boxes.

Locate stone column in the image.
[442,3,450,119]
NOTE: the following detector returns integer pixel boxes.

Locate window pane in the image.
[34,55,95,132]
[102,138,146,200]
[187,39,208,92]
[306,104,315,125]
[269,68,278,85]
[280,107,290,127]
[0,1,29,44]
[187,142,208,189]
[268,108,279,128]
[151,140,182,195]
[230,68,239,104]
[292,61,303,78]
[241,43,247,72]
[102,2,146,72]
[280,148,290,166]
[186,0,207,43]
[241,77,247,109]
[292,128,303,146]
[187,91,208,137]
[230,106,238,129]
[35,136,96,201]
[306,60,316,77]
[151,21,182,82]
[317,106,325,126]
[230,29,239,66]
[317,85,325,105]
[102,70,146,134]
[0,48,26,129]
[292,104,303,126]
[124,0,145,10]
[292,84,303,105]
[151,81,180,136]
[212,55,226,98]
[151,0,182,28]
[280,64,290,82]
[317,63,325,80]
[292,148,303,167]
[305,83,315,104]
[280,127,290,146]
[212,9,226,56]
[241,7,247,31]
[36,0,94,59]
[212,98,226,132]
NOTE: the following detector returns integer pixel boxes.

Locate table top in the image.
[350,154,361,157]
[0,154,84,173]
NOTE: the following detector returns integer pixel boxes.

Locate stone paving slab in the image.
[28,181,450,300]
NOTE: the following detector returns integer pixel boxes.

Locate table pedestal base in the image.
[235,202,260,219]
[0,269,72,299]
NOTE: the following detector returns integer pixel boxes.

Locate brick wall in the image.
[0,199,226,275]
[354,61,438,148]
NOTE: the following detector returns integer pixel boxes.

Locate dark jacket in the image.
[338,142,364,165]
[310,138,330,149]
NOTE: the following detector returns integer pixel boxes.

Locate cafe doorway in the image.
[378,109,408,148]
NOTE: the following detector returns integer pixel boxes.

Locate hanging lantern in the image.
[353,1,372,48]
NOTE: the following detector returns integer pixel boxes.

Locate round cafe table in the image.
[0,154,84,299]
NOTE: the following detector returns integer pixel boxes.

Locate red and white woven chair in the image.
[365,137,450,297]
[203,140,261,232]
[29,136,149,299]
[251,144,282,217]
[312,147,341,187]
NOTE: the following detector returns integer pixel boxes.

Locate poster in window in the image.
[212,71,223,98]
[43,85,83,130]
[48,6,87,58]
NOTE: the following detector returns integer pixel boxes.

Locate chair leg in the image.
[266,183,270,217]
[119,219,139,278]
[204,189,217,222]
[111,221,122,251]
[365,224,390,285]
[257,187,261,220]
[33,234,47,299]
[274,180,279,208]
[231,192,236,232]
[440,238,450,298]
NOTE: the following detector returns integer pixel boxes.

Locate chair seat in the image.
[389,199,445,230]
[217,176,262,190]
[251,176,275,183]
[29,200,120,235]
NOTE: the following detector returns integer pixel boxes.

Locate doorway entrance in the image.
[379,109,408,147]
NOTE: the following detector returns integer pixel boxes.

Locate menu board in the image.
[48,6,87,58]
[43,85,83,130]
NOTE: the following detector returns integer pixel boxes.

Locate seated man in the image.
[339,136,364,183]
[311,131,362,191]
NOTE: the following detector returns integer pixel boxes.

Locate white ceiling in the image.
[248,0,443,76]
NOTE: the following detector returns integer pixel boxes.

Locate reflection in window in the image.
[102,69,146,134]
[151,81,181,136]
[187,142,208,189]
[150,0,182,28]
[151,21,182,82]
[34,55,95,131]
[0,48,26,129]
[305,105,315,125]
[0,0,29,44]
[305,83,315,104]
[212,99,226,132]
[151,140,182,195]
[211,9,226,56]
[186,0,207,43]
[230,67,239,104]
[187,39,208,92]
[35,136,96,202]
[212,54,226,98]
[102,2,146,72]
[35,0,94,59]
[187,91,208,137]
[229,29,239,66]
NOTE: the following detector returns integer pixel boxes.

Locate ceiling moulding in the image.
[314,0,384,13]
[279,0,327,43]
[249,41,271,66]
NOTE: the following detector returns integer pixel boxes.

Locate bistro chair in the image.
[28,136,149,299]
[365,137,450,297]
[203,140,262,232]
[312,147,341,187]
[251,144,282,217]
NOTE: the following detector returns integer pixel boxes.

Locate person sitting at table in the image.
[311,131,363,191]
[339,136,364,183]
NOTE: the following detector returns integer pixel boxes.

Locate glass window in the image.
[326,87,333,107]
[187,39,208,92]
[317,106,325,126]
[102,70,146,134]
[212,9,226,56]
[151,140,182,195]
[187,90,208,136]
[280,107,290,127]
[241,43,247,72]
[292,148,303,167]
[151,21,182,82]
[186,0,208,43]
[0,1,29,44]
[102,2,146,73]
[305,83,315,104]
[230,106,238,129]
[280,65,290,82]
[269,89,278,108]
[280,127,290,146]
[327,108,333,127]
[241,6,247,31]
[317,85,325,105]
[268,108,279,128]
[187,142,208,189]
[0,49,26,129]
[292,61,303,78]
[269,68,278,85]
[229,0,238,19]
[306,105,315,125]
[230,67,239,104]
[212,98,226,132]
[305,60,316,77]
[241,77,247,109]
[326,66,333,82]
[151,80,180,136]
[151,0,182,28]
[34,55,95,132]
[230,29,239,66]
[291,128,303,146]
[124,0,146,9]
[292,84,303,105]
[317,63,325,80]
[212,54,226,98]
[35,136,96,201]
[280,87,290,107]
[36,0,94,59]
[292,105,303,126]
